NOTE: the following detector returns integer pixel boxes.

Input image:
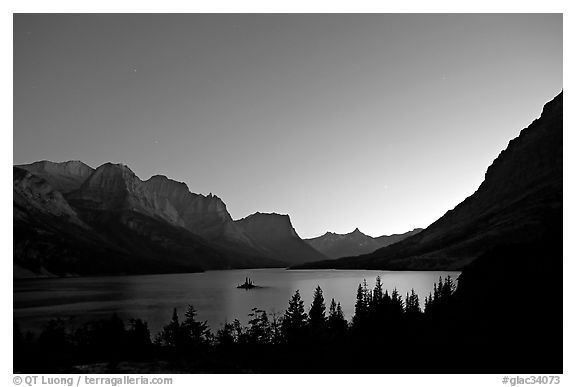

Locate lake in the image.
[13,269,460,334]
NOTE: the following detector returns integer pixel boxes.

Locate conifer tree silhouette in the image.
[157,308,181,348]
[181,305,210,347]
[247,308,271,344]
[328,298,348,338]
[309,286,327,327]
[308,286,327,341]
[281,290,308,343]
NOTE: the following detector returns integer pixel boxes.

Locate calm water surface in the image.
[14,269,460,334]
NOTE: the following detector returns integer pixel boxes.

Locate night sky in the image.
[13,14,562,238]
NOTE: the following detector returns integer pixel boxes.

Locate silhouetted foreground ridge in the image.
[296,92,562,271]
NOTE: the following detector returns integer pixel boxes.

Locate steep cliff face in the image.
[144,175,233,237]
[66,164,284,270]
[16,160,94,193]
[235,212,327,265]
[14,162,285,277]
[305,228,422,259]
[67,163,185,227]
[13,166,144,277]
[71,167,247,240]
[13,167,84,225]
[296,92,562,270]
[236,212,299,239]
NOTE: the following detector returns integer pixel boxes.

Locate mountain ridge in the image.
[13,161,330,277]
[305,228,422,259]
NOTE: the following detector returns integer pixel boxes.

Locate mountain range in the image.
[304,228,422,259]
[295,92,562,270]
[13,161,327,277]
[14,92,562,277]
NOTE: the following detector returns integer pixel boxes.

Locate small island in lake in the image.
[237,277,261,290]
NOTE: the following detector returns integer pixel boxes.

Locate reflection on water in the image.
[14,269,460,334]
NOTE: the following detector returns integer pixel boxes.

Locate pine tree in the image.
[309,286,327,327]
[405,291,410,311]
[181,304,210,346]
[424,292,433,314]
[329,298,337,319]
[269,311,284,345]
[247,308,271,344]
[369,277,387,330]
[352,283,366,329]
[127,318,152,352]
[405,289,421,315]
[216,322,236,346]
[232,318,247,344]
[328,298,348,338]
[158,308,181,348]
[390,288,404,317]
[353,279,375,332]
[436,277,444,302]
[383,289,391,305]
[363,279,373,310]
[442,276,455,299]
[373,276,384,308]
[282,290,308,343]
[336,302,346,323]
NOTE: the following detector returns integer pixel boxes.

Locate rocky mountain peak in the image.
[145,175,193,200]
[13,166,84,224]
[79,162,140,193]
[234,212,327,264]
[20,160,93,175]
[143,175,233,234]
[94,162,136,176]
[236,212,298,238]
[305,227,423,259]
[16,160,95,193]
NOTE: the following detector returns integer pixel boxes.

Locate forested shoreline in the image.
[14,272,560,373]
